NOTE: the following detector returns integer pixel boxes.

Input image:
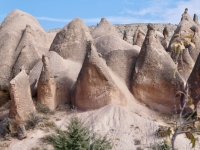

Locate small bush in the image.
[35,102,51,114]
[26,112,42,129]
[152,142,171,150]
[47,116,112,150]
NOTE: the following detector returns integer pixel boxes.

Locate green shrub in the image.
[152,142,171,150]
[35,102,51,114]
[26,112,42,129]
[47,116,112,150]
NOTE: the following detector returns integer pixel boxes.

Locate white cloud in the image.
[36,0,200,26]
[122,0,200,24]
[36,17,71,22]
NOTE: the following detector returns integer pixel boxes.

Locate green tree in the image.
[48,116,112,150]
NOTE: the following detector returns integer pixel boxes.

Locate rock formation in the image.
[37,55,57,110]
[94,34,140,59]
[8,69,35,125]
[123,30,128,41]
[161,27,169,50]
[168,8,200,62]
[71,41,126,110]
[49,18,92,63]
[0,9,54,106]
[132,24,184,113]
[193,14,199,24]
[187,54,200,106]
[106,49,139,89]
[30,51,81,104]
[91,18,120,39]
[133,26,146,47]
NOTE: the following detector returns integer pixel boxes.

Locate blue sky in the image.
[0,0,199,30]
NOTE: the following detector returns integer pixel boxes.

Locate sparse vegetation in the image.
[152,141,171,150]
[26,112,42,129]
[46,116,112,150]
[35,102,51,114]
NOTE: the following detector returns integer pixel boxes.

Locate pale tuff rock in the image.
[37,55,57,110]
[91,18,120,39]
[105,49,139,90]
[0,9,53,106]
[49,18,92,63]
[169,8,200,62]
[30,51,81,104]
[8,69,35,125]
[161,27,169,50]
[132,24,184,113]
[123,30,128,41]
[193,14,199,24]
[133,25,146,47]
[94,34,140,59]
[71,41,126,110]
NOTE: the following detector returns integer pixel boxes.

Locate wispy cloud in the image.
[36,0,200,26]
[121,0,200,24]
[36,17,71,22]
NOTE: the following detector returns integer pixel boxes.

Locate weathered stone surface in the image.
[8,69,35,125]
[37,56,57,110]
[49,18,92,63]
[168,9,200,62]
[94,34,140,59]
[177,48,194,80]
[0,10,54,105]
[193,14,199,24]
[188,53,200,106]
[30,51,81,104]
[91,18,120,39]
[161,27,169,50]
[72,41,126,110]
[133,26,146,47]
[123,30,128,41]
[105,49,139,89]
[132,24,184,113]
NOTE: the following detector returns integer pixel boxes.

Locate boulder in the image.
[132,24,184,113]
[37,55,57,110]
[94,34,140,58]
[8,69,35,125]
[71,41,126,110]
[49,18,92,63]
[91,18,120,39]
[133,26,146,47]
[188,53,200,106]
[105,49,139,89]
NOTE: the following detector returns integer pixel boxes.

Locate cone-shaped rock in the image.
[91,18,120,39]
[132,24,184,113]
[105,49,139,90]
[168,9,200,62]
[12,25,41,77]
[133,26,146,47]
[94,35,140,58]
[37,55,57,110]
[72,41,126,110]
[177,48,194,80]
[188,54,200,106]
[49,18,92,63]
[30,51,81,104]
[0,9,53,105]
[8,69,35,125]
[193,14,199,24]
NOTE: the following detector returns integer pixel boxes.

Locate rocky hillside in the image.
[48,23,177,44]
